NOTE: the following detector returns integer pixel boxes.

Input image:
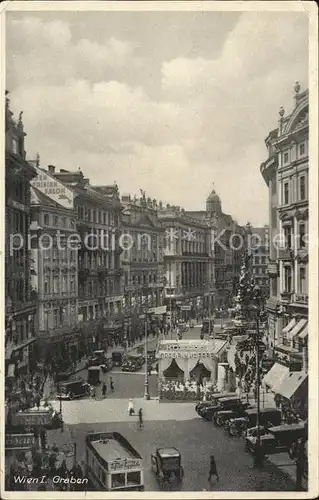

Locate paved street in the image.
[48,418,295,492]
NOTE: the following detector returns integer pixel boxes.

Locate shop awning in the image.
[287,318,308,340]
[282,318,296,335]
[263,362,289,390]
[274,371,308,400]
[298,321,308,340]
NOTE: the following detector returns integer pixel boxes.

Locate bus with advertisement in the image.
[85,431,144,491]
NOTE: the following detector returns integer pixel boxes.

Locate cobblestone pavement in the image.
[47,419,296,492]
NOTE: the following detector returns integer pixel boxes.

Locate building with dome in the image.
[186,187,247,310]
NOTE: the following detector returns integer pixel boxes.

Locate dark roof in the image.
[158,447,180,457]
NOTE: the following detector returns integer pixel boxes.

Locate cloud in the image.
[6,12,309,226]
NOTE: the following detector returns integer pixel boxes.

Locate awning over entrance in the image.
[156,339,228,360]
[298,321,308,340]
[274,371,308,400]
[282,318,296,334]
[263,362,289,390]
[287,318,308,340]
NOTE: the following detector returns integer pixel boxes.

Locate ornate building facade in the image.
[249,225,270,297]
[5,93,38,379]
[120,193,165,341]
[29,163,79,362]
[261,83,309,376]
[52,168,123,349]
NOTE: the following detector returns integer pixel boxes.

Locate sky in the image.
[6,8,309,226]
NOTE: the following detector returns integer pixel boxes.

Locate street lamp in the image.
[141,286,150,401]
[250,284,264,468]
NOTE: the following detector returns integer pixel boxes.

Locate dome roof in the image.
[207,189,221,203]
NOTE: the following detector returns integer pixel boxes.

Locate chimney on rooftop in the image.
[48,165,55,174]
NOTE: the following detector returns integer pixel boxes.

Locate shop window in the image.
[111,473,125,489]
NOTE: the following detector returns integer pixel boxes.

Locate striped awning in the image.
[282,318,296,334]
[288,318,308,340]
[263,362,289,390]
[298,322,308,339]
[275,372,308,400]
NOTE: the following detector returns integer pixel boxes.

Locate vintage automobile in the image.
[245,432,279,455]
[195,392,237,415]
[200,397,246,422]
[151,448,184,484]
[122,355,144,372]
[87,366,101,385]
[228,408,282,437]
[57,379,90,400]
[214,404,251,427]
[101,357,113,373]
[201,318,214,335]
[268,423,307,458]
[112,350,125,367]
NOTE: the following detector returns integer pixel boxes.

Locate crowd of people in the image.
[159,378,216,401]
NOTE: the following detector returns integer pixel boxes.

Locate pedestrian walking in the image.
[110,377,114,392]
[102,382,107,398]
[138,408,143,428]
[208,454,219,482]
[128,399,135,416]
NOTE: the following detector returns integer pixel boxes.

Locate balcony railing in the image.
[278,248,293,261]
[292,293,308,305]
[280,290,293,302]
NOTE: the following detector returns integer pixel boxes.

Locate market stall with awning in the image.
[156,339,228,385]
[263,362,289,391]
[274,371,308,401]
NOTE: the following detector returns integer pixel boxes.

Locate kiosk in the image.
[157,339,228,392]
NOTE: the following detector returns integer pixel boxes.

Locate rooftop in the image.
[91,437,136,462]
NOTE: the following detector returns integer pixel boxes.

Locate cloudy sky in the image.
[6,8,309,225]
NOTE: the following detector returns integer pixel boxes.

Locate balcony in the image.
[278,248,293,261]
[268,261,279,277]
[280,290,293,302]
[292,293,308,305]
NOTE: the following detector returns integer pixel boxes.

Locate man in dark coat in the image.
[208,454,219,482]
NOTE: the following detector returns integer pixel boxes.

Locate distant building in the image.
[120,194,165,342]
[29,164,79,363]
[186,189,247,310]
[261,82,309,383]
[248,225,270,297]
[5,93,38,379]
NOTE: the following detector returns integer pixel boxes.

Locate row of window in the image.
[282,141,307,166]
[124,274,158,286]
[43,249,77,261]
[43,213,75,229]
[283,175,307,205]
[283,266,307,294]
[79,302,122,321]
[43,277,77,294]
[43,307,77,330]
[254,256,267,265]
[252,268,268,275]
[77,205,118,226]
[79,279,119,297]
[283,223,307,249]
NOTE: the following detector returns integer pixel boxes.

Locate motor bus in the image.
[85,432,144,491]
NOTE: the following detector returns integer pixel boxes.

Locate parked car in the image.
[200,397,246,422]
[214,404,251,427]
[268,423,307,458]
[122,355,144,372]
[195,392,237,415]
[228,408,282,437]
[112,350,124,367]
[245,433,279,455]
[57,379,90,400]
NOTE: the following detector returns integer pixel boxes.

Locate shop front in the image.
[157,339,228,401]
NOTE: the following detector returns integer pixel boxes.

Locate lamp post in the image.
[143,287,150,400]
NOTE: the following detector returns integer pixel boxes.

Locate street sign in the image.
[12,410,52,428]
[5,433,36,450]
